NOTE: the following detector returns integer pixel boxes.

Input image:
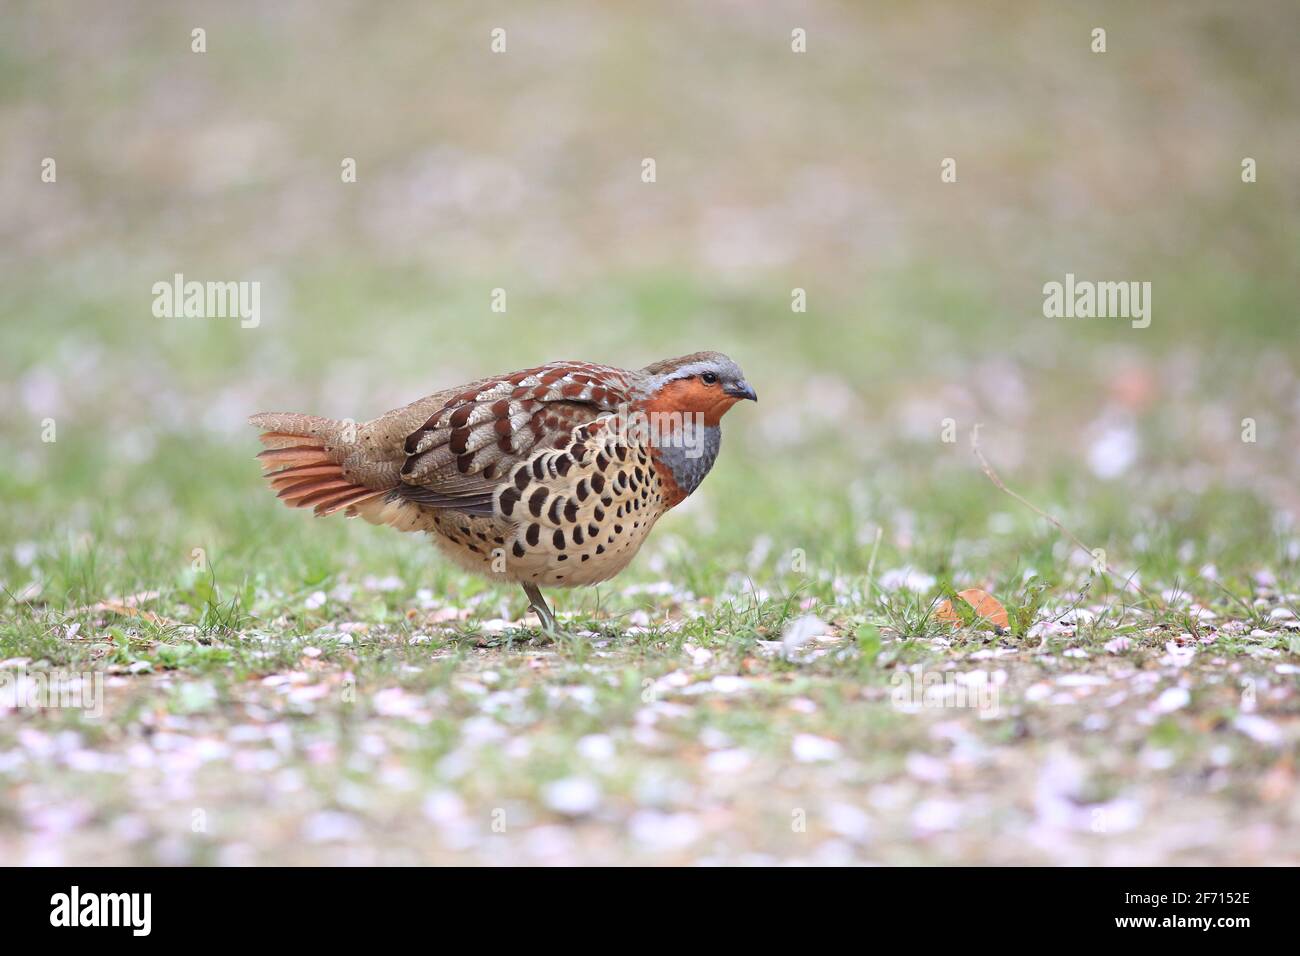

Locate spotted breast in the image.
[424,417,668,588]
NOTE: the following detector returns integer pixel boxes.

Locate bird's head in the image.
[637,351,757,426]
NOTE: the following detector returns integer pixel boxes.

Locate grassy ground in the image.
[2,452,1298,864]
[2,1,1299,864]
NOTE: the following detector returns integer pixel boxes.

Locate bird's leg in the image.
[521,582,557,635]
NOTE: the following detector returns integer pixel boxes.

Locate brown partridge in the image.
[249,352,756,630]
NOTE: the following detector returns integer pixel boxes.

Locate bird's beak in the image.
[725,380,758,402]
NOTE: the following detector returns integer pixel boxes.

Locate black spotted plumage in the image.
[249,351,756,632]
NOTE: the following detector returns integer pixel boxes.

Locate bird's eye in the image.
[700,372,718,385]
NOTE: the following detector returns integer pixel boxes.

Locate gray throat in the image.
[656,425,721,497]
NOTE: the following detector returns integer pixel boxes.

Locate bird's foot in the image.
[529,604,558,636]
[522,583,559,637]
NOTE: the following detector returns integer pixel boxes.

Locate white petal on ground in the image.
[422,790,467,826]
[576,734,615,761]
[792,733,842,763]
[1152,687,1190,714]
[781,614,826,658]
[704,748,752,774]
[1086,422,1138,479]
[541,777,602,816]
[301,811,363,843]
[879,568,937,593]
[1233,715,1282,746]
[825,802,872,841]
[629,810,701,850]
[905,752,950,783]
[911,799,962,834]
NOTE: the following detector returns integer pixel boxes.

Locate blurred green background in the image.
[2,0,1299,602]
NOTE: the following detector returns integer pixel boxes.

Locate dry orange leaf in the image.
[935,588,1009,630]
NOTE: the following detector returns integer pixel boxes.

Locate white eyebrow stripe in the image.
[667,362,717,379]
[642,358,744,395]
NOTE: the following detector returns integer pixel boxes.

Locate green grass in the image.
[2,423,1297,863]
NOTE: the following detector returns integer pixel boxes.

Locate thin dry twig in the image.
[95,602,183,628]
[971,430,1158,608]
[67,591,184,628]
